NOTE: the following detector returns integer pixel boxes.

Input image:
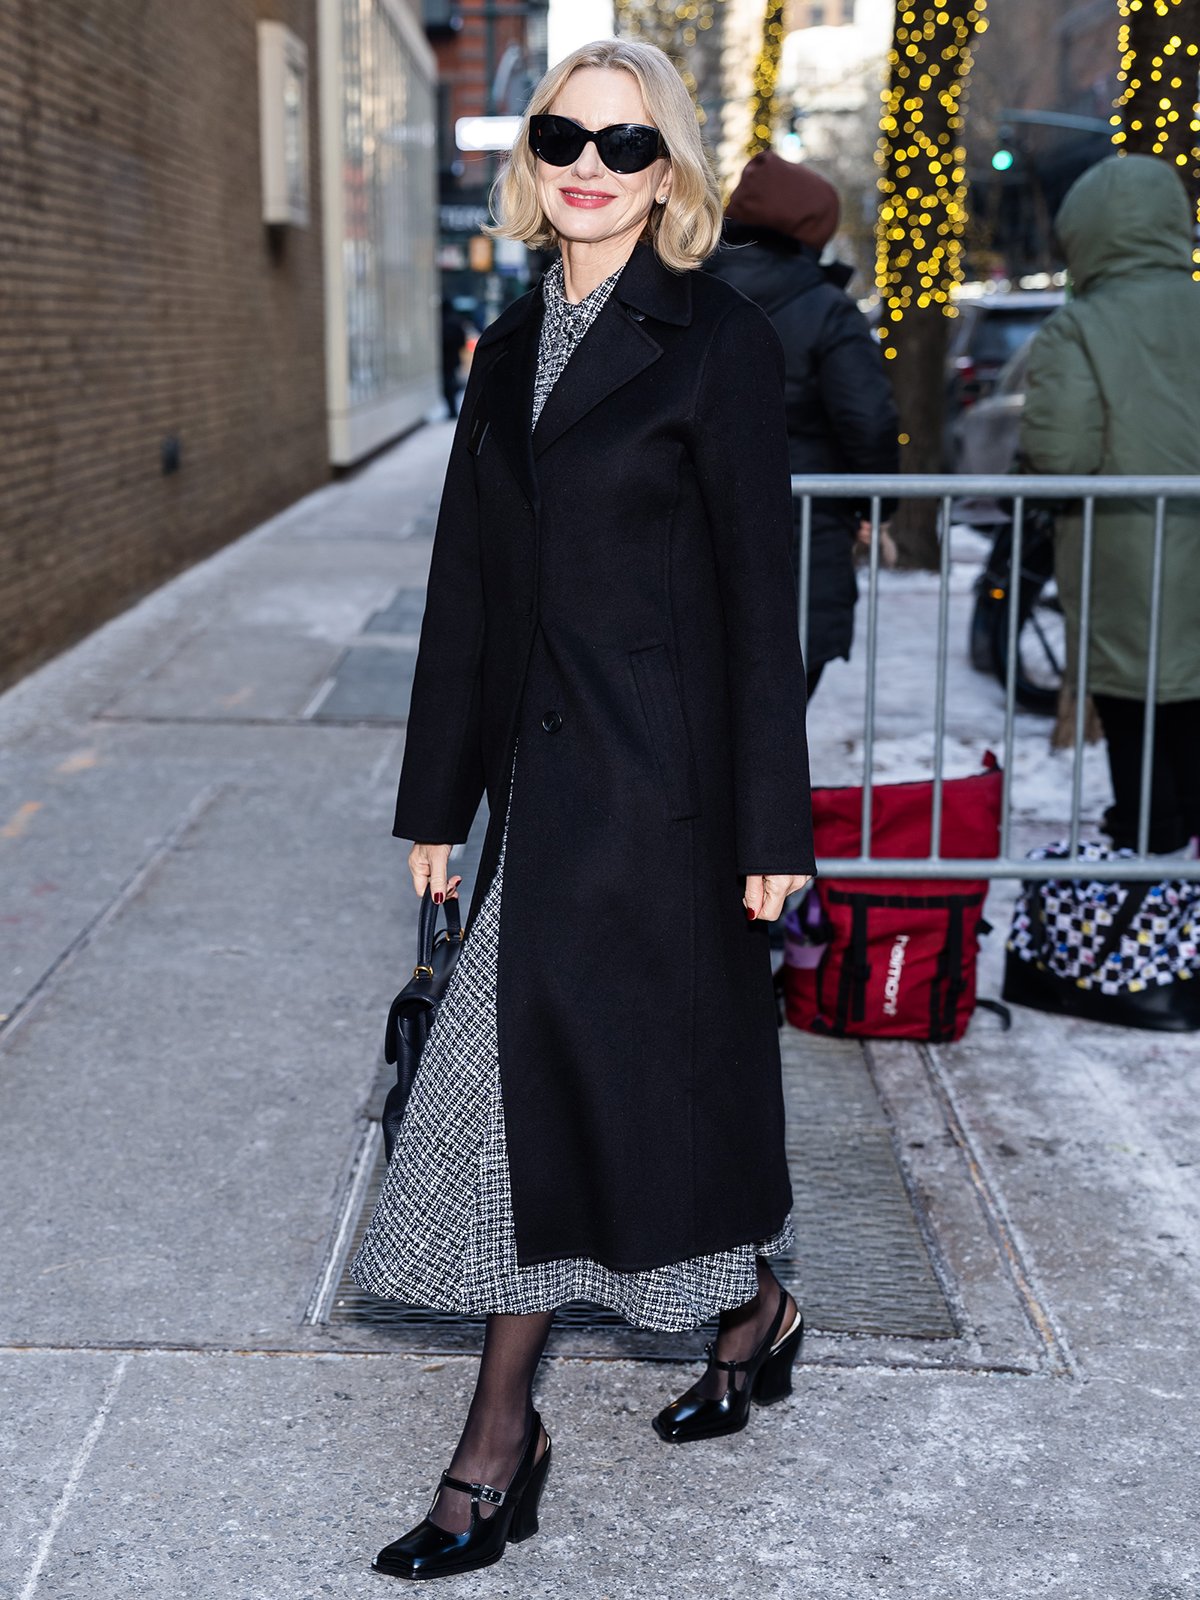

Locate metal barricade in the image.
[791,474,1200,882]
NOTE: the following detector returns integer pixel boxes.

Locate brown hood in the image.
[725,151,840,250]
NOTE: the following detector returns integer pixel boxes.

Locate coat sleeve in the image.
[815,296,900,479]
[391,358,489,843]
[690,298,817,878]
[1020,310,1104,476]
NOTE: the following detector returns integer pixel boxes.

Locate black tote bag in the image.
[381,888,465,1161]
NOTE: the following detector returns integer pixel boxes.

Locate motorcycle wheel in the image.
[988,583,1065,714]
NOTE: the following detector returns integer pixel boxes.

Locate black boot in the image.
[373,1414,551,1580]
[653,1290,804,1443]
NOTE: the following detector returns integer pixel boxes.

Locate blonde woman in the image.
[353,37,815,1580]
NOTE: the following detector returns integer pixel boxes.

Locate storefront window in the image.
[339,0,437,409]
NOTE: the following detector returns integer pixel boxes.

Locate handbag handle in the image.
[415,885,464,977]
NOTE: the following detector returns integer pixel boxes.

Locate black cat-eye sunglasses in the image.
[528,114,669,175]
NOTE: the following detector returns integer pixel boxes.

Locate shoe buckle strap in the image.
[439,1471,506,1508]
[703,1340,749,1374]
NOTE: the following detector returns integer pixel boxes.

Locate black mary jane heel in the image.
[652,1290,804,1444]
[373,1413,551,1581]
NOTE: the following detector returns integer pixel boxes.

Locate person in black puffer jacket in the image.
[705,151,899,695]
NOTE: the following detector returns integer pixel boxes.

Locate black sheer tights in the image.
[689,1256,795,1402]
[430,1311,554,1534]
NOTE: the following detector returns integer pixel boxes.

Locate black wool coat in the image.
[705,225,899,671]
[394,242,815,1272]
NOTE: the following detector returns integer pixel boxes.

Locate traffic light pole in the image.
[991,109,1112,175]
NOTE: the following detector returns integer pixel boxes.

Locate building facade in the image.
[0,0,439,688]
[427,0,550,330]
[319,0,439,463]
[775,0,894,281]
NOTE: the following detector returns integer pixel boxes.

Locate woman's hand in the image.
[408,842,462,904]
[744,874,813,923]
[856,520,898,569]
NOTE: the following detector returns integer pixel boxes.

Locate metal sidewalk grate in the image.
[363,587,429,636]
[308,586,424,723]
[325,1031,956,1349]
[310,645,417,723]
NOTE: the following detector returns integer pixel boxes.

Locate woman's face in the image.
[534,67,673,248]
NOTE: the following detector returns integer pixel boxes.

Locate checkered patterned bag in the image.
[1003,841,1200,1032]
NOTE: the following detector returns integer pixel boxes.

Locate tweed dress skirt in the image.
[351,763,794,1332]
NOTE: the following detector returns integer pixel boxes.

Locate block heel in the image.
[752,1311,804,1405]
[507,1438,551,1544]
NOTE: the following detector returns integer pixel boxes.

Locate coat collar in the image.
[480,245,693,502]
[611,241,693,327]
[480,242,693,346]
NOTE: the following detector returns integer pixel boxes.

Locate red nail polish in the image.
[746,908,756,921]
[434,892,444,904]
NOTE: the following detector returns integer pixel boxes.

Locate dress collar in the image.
[541,255,621,314]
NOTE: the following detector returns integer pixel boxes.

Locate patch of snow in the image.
[807,559,1111,844]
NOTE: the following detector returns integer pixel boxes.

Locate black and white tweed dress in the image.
[351,259,794,1332]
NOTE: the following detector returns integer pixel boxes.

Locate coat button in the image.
[628,307,645,322]
[541,710,563,734]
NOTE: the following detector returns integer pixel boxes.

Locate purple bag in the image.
[783,889,830,971]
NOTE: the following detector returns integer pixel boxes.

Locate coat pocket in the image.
[629,644,701,820]
[466,404,491,455]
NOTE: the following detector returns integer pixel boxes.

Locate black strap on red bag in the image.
[825,888,986,1043]
[833,897,872,1028]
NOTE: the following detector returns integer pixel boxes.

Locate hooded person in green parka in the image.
[1021,154,1200,854]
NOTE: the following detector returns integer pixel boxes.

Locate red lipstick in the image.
[559,187,616,209]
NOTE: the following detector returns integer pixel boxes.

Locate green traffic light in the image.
[992,148,1015,172]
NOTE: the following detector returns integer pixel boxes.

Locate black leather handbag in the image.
[381,888,466,1161]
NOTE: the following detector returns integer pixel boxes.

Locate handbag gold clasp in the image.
[413,963,434,980]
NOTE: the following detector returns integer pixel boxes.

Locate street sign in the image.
[456,116,522,152]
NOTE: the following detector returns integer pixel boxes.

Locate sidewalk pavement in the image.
[2,422,1197,1600]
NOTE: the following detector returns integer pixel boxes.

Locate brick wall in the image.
[435,0,529,137]
[0,0,329,689]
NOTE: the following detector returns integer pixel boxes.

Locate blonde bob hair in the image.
[487,39,723,273]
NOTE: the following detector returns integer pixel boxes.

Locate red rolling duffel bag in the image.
[784,754,1002,1043]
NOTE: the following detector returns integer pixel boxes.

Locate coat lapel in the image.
[532,245,693,460]
[480,245,694,491]
[531,302,661,459]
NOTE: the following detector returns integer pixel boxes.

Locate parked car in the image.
[953,339,1032,477]
[863,284,1063,466]
[946,289,1064,411]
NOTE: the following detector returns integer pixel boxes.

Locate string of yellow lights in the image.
[873,2,989,355]
[747,4,787,156]
[1111,0,1200,278]
[613,0,723,121]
